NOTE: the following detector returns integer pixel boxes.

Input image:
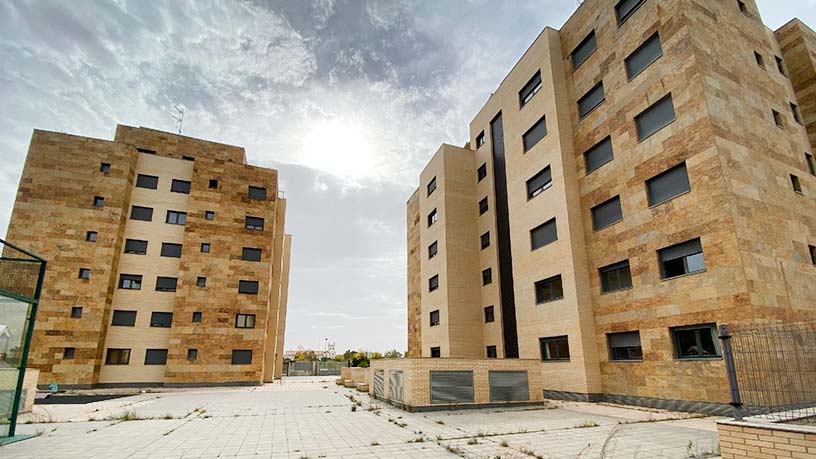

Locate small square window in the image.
[773,109,784,128]
[238,280,259,294]
[671,323,720,359]
[535,275,563,304]
[187,348,198,360]
[242,247,262,261]
[479,197,488,215]
[86,231,97,242]
[430,347,441,358]
[63,347,76,359]
[754,51,765,69]
[775,56,787,76]
[235,313,256,329]
[480,232,490,250]
[205,211,215,220]
[231,349,252,365]
[429,274,439,292]
[78,268,91,279]
[197,276,206,287]
[791,103,803,125]
[209,179,218,189]
[428,241,438,259]
[477,163,487,182]
[481,268,492,286]
[171,179,191,194]
[192,311,202,322]
[484,306,495,323]
[476,132,485,148]
[430,310,440,326]
[92,196,104,207]
[427,209,438,227]
[486,345,498,359]
[791,174,803,193]
[248,186,267,200]
[100,162,111,174]
[539,336,570,361]
[201,243,211,253]
[70,306,83,318]
[608,331,642,361]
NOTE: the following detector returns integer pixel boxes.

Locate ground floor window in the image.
[671,323,720,359]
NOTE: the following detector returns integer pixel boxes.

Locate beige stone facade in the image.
[407,0,816,411]
[6,125,292,387]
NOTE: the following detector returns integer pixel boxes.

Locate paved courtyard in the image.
[2,376,721,458]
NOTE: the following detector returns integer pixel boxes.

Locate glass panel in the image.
[592,196,622,230]
[571,30,597,69]
[585,137,614,174]
[578,82,605,118]
[526,167,552,198]
[522,116,547,151]
[647,162,690,206]
[625,32,662,79]
[530,219,557,250]
[636,94,675,140]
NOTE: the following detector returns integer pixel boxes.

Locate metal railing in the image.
[719,322,816,423]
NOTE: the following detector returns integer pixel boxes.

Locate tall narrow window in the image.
[791,102,803,125]
[477,163,487,182]
[615,0,646,25]
[807,153,816,176]
[530,218,557,250]
[809,245,816,265]
[737,0,747,13]
[646,162,691,206]
[238,280,259,294]
[775,56,787,76]
[773,109,784,128]
[427,209,437,227]
[791,174,803,193]
[136,174,159,189]
[248,186,267,200]
[486,346,498,358]
[155,277,178,292]
[672,324,720,359]
[608,331,642,361]
[591,196,623,230]
[571,30,597,70]
[166,210,187,225]
[170,179,191,194]
[539,336,570,361]
[428,241,438,259]
[534,275,563,304]
[430,310,440,326]
[484,306,495,323]
[625,32,662,80]
[479,197,489,215]
[636,94,675,140]
[526,166,552,199]
[476,131,485,148]
[429,275,439,292]
[480,232,490,250]
[584,136,614,174]
[599,260,633,293]
[659,238,705,279]
[522,115,547,151]
[130,206,153,221]
[246,216,265,231]
[518,71,542,107]
[482,268,492,285]
[754,51,765,69]
[427,176,437,196]
[577,82,605,118]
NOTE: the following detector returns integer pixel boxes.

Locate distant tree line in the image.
[288,348,404,367]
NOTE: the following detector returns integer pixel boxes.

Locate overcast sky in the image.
[0,1,813,355]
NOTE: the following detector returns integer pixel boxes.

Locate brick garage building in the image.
[407,0,816,412]
[6,125,292,388]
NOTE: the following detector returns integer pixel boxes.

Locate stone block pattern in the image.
[406,190,421,357]
[114,126,246,164]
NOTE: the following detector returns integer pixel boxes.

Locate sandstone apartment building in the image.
[6,125,292,388]
[407,0,816,409]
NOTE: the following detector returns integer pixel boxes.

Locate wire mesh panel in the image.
[430,371,474,404]
[373,369,384,397]
[727,322,816,423]
[489,370,529,402]
[389,370,403,402]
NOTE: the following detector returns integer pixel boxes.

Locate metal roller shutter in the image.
[430,371,474,404]
[373,370,384,397]
[389,370,404,402]
[489,371,529,402]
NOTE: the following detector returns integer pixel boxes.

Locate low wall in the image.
[369,358,544,411]
[717,419,816,458]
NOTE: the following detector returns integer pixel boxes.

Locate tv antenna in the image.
[171,104,184,134]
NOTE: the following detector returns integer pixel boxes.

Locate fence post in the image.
[718,324,743,421]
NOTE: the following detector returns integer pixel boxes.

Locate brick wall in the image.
[718,420,816,459]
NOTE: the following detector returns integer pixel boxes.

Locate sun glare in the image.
[302,118,378,181]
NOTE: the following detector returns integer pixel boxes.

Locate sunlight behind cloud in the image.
[301,117,380,181]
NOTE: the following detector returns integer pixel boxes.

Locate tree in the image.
[350,351,369,368]
[383,349,403,359]
[294,350,317,361]
[369,352,383,360]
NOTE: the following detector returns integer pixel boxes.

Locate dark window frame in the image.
[754,51,765,69]
[806,153,816,176]
[479,197,489,215]
[144,349,169,365]
[197,276,206,287]
[775,55,787,76]
[518,70,542,107]
[430,310,440,327]
[792,174,803,193]
[86,231,97,242]
[635,93,676,141]
[577,81,605,119]
[615,0,647,25]
[482,268,492,286]
[235,313,256,329]
[170,179,191,194]
[150,311,173,328]
[124,239,148,255]
[809,245,816,266]
[160,242,182,258]
[105,348,131,365]
[100,162,111,174]
[130,205,153,221]
[248,186,267,200]
[773,109,784,128]
[430,347,441,358]
[155,276,178,292]
[192,311,202,323]
[571,30,597,70]
[238,280,259,294]
[428,241,438,259]
[658,238,706,280]
[200,243,211,253]
[166,210,187,225]
[477,163,487,182]
[136,174,159,190]
[522,115,548,152]
[63,347,76,359]
[584,136,614,175]
[427,177,437,196]
[480,232,490,250]
[484,306,495,323]
[486,345,498,359]
[624,32,662,80]
[205,211,215,220]
[530,218,557,250]
[526,166,552,199]
[608,331,643,361]
[671,323,721,360]
[646,162,691,207]
[246,216,265,231]
[427,208,438,227]
[231,349,253,365]
[791,102,803,125]
[70,306,83,318]
[118,274,142,290]
[591,196,623,231]
[93,196,105,207]
[187,349,198,360]
[111,310,137,327]
[534,275,563,304]
[242,247,262,262]
[539,335,570,361]
[429,274,439,292]
[599,260,633,293]
[476,132,485,148]
[78,268,91,280]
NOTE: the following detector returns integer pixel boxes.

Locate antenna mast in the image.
[171,104,184,134]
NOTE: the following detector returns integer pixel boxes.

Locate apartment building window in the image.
[754,51,765,69]
[238,280,259,294]
[100,162,111,174]
[625,32,662,80]
[124,239,148,255]
[86,231,97,242]
[428,209,438,227]
[427,176,437,196]
[672,323,720,359]
[484,306,495,323]
[530,218,557,250]
[155,276,178,292]
[659,238,705,279]
[136,174,159,189]
[737,0,747,13]
[775,56,787,76]
[430,347,441,358]
[429,275,439,292]
[231,350,252,365]
[486,345,498,359]
[246,216,264,231]
[773,109,784,128]
[248,186,267,200]
[105,348,131,365]
[160,242,182,258]
[591,196,623,230]
[526,166,552,199]
[144,349,168,365]
[428,241,438,259]
[93,196,105,207]
[571,30,597,70]
[118,274,142,290]
[577,81,605,118]
[205,211,215,220]
[477,163,487,182]
[479,197,489,215]
[599,260,633,293]
[480,232,490,250]
[171,179,191,194]
[584,136,614,174]
[791,103,803,125]
[166,210,187,225]
[192,311,202,322]
[809,245,816,265]
[539,336,570,361]
[806,153,816,176]
[78,268,91,279]
[535,275,563,304]
[131,205,153,221]
[476,131,485,148]
[646,162,691,206]
[522,115,547,151]
[150,312,173,328]
[242,247,262,261]
[187,349,198,361]
[137,147,156,155]
[615,0,646,25]
[201,243,211,253]
[430,310,440,326]
[197,276,206,287]
[608,331,643,361]
[235,313,256,329]
[111,310,136,326]
[70,306,83,318]
[519,70,542,107]
[482,268,492,285]
[636,94,675,140]
[182,155,195,161]
[791,174,803,193]
[63,347,75,360]
[209,179,218,189]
